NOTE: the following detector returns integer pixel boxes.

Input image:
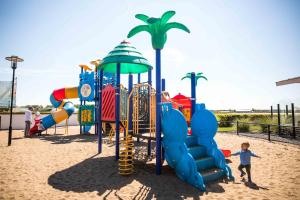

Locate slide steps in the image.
[186,135,225,183]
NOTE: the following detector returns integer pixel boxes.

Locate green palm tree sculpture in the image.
[127,10,190,175]
[181,72,208,86]
[127,10,190,49]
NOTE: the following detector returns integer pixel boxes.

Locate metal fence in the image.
[218,121,300,143]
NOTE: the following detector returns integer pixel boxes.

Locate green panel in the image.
[78,105,95,126]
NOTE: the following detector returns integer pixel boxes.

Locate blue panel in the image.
[79,71,95,101]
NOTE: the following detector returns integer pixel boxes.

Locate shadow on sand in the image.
[38,134,97,144]
[48,154,228,199]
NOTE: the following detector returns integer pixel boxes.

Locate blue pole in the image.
[162,78,165,91]
[128,73,133,135]
[95,69,98,135]
[148,69,152,85]
[98,69,103,153]
[138,73,141,84]
[94,68,99,135]
[79,68,83,134]
[191,72,196,115]
[115,63,121,160]
[147,68,152,147]
[155,49,162,175]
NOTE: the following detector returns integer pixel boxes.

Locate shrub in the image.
[237,119,250,132]
[218,114,236,127]
[258,117,278,133]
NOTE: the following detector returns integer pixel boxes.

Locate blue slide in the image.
[161,103,233,191]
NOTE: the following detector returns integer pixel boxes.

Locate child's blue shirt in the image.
[232,150,258,165]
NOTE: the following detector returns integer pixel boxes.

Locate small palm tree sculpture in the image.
[127,10,190,49]
[182,72,207,115]
[127,10,190,175]
[181,72,208,86]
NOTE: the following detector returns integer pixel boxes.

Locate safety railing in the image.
[218,120,299,142]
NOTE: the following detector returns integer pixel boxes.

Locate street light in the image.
[5,55,24,146]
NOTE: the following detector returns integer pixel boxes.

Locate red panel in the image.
[101,85,116,121]
[53,88,66,101]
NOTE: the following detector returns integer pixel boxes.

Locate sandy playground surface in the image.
[0,126,300,200]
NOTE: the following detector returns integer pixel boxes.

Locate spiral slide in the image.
[161,103,233,191]
[41,87,78,129]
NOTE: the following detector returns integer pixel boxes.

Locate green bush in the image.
[218,114,237,127]
[237,119,250,132]
[258,117,278,133]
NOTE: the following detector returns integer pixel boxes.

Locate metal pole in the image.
[291,103,296,139]
[271,105,273,119]
[162,78,165,91]
[148,69,152,85]
[155,49,162,175]
[277,104,281,135]
[8,62,16,146]
[268,125,271,141]
[115,63,121,160]
[236,121,239,135]
[286,105,288,117]
[98,69,103,153]
[138,73,141,84]
[128,73,133,136]
[191,72,196,115]
[147,139,151,156]
[95,68,98,135]
[80,68,83,134]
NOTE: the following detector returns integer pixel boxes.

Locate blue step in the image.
[200,168,225,183]
[185,135,197,147]
[187,145,207,159]
[195,156,215,171]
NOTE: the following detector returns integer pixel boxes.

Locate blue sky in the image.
[0,0,299,109]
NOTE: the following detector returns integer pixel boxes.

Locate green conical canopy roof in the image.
[98,40,152,74]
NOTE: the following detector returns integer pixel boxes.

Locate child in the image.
[232,142,261,183]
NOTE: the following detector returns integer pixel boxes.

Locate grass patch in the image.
[218,126,236,132]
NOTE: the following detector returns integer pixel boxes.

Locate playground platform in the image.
[0,126,299,200]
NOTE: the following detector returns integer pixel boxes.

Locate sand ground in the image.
[0,126,299,200]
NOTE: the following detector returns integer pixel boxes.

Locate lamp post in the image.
[5,55,23,146]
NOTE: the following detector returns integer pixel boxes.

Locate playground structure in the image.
[32,10,234,190]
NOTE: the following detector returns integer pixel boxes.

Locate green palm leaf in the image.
[181,76,189,80]
[135,14,150,23]
[165,22,190,33]
[127,25,151,38]
[196,75,208,81]
[161,10,176,23]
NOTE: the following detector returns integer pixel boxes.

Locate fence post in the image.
[270,105,273,119]
[267,124,271,141]
[277,104,281,135]
[236,121,239,135]
[291,103,296,139]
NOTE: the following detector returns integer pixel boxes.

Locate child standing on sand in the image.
[232,142,261,183]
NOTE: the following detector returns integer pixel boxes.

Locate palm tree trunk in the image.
[155,49,162,175]
[191,72,196,115]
